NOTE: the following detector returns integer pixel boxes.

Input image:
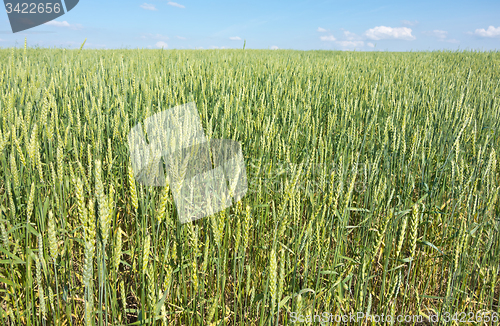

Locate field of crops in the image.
[0,46,499,325]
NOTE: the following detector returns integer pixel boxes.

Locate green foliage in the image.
[0,48,499,325]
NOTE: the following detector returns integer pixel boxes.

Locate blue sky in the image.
[1,0,499,51]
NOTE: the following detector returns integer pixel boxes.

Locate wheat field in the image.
[0,46,499,325]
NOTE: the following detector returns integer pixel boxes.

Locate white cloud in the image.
[270,45,279,50]
[44,20,82,30]
[367,42,375,48]
[424,30,448,39]
[423,30,459,43]
[229,36,242,40]
[343,30,359,40]
[156,41,168,48]
[167,2,185,8]
[140,3,157,11]
[176,36,186,40]
[317,27,327,32]
[320,35,336,41]
[336,30,364,48]
[365,26,415,40]
[433,30,448,39]
[401,20,419,27]
[45,20,70,27]
[337,41,364,48]
[142,33,169,41]
[474,26,500,38]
